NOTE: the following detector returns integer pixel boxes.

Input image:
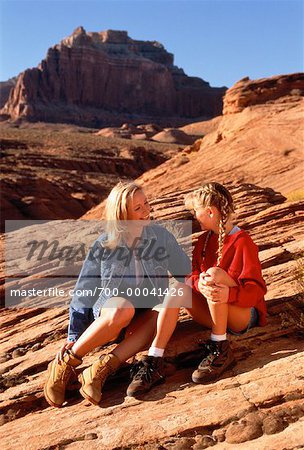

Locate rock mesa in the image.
[1,27,226,126]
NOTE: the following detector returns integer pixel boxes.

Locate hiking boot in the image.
[126,355,165,398]
[79,353,120,405]
[175,342,214,368]
[44,350,82,408]
[192,340,236,384]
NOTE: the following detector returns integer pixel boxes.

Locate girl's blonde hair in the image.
[184,182,234,266]
[103,180,142,249]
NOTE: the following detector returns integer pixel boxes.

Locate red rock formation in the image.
[0,125,176,231]
[1,27,226,126]
[223,73,304,114]
[0,77,17,109]
[1,74,304,446]
[1,183,303,449]
[96,123,196,144]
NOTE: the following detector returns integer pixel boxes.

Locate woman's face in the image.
[127,189,151,222]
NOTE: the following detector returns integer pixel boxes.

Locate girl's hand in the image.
[199,282,229,304]
[56,341,74,362]
[198,272,213,291]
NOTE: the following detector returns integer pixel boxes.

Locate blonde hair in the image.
[184,182,234,266]
[103,180,142,249]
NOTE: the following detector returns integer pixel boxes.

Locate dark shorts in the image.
[104,279,162,344]
[227,307,259,336]
[112,307,153,344]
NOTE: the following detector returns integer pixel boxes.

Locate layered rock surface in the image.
[0,72,303,449]
[0,123,178,231]
[1,183,303,449]
[138,89,303,198]
[223,73,304,114]
[0,27,226,127]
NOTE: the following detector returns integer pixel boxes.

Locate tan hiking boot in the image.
[44,350,82,407]
[79,353,120,405]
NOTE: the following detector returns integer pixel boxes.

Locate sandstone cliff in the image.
[1,72,303,449]
[0,27,226,127]
[84,74,304,221]
[0,77,17,109]
[223,73,304,114]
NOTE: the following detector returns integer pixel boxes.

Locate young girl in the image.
[44,181,190,407]
[127,182,267,396]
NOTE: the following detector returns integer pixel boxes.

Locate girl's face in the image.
[192,205,220,233]
[127,189,151,222]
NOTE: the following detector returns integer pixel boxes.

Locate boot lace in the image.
[202,342,221,366]
[54,361,74,384]
[132,360,155,383]
[95,358,113,381]
[130,360,145,380]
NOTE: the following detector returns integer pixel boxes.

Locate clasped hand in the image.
[198,272,229,304]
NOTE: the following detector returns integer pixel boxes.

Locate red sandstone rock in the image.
[0,27,226,127]
[136,93,303,195]
[151,128,196,144]
[1,73,304,449]
[223,73,304,114]
[0,77,17,108]
[0,125,174,230]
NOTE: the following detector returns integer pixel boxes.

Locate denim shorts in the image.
[228,307,259,336]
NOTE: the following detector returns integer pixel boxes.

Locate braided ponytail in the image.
[184,182,234,266]
[216,193,230,265]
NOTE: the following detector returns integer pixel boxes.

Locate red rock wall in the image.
[223,73,304,114]
[1,28,226,126]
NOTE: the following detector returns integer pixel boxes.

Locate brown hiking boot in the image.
[126,355,165,398]
[44,350,82,407]
[192,340,236,384]
[79,353,120,405]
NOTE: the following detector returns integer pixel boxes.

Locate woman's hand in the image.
[198,273,229,304]
[56,341,74,362]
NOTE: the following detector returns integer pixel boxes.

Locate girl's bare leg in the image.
[189,267,251,334]
[142,268,252,353]
[113,309,158,361]
[150,307,180,350]
[151,283,210,349]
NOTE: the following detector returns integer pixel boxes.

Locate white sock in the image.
[148,346,164,358]
[211,332,227,342]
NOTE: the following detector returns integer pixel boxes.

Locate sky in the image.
[0,0,303,87]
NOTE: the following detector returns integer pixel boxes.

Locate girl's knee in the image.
[206,267,225,283]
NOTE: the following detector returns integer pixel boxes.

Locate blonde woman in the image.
[44,181,191,407]
[127,182,267,396]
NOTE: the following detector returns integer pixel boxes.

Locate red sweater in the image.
[186,229,267,326]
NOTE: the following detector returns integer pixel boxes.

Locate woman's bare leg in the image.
[72,297,135,357]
